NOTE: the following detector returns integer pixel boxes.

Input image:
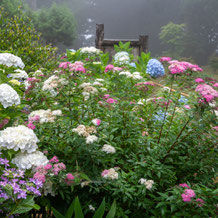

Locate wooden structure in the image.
[95,24,148,59]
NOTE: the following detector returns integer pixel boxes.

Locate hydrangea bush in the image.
[0,45,217,217]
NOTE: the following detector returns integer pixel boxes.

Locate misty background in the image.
[3,0,218,66]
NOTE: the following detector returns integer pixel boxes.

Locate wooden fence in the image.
[95,24,149,60]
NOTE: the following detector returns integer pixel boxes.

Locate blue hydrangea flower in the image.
[178,95,188,104]
[129,62,136,68]
[146,59,165,78]
[154,110,168,121]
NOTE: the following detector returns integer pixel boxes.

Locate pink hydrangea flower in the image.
[113,67,123,72]
[0,118,9,129]
[65,173,75,185]
[184,105,191,109]
[103,94,110,99]
[160,56,172,62]
[213,83,218,87]
[33,172,46,183]
[101,170,109,177]
[69,61,86,73]
[106,98,118,104]
[212,126,218,131]
[44,164,52,170]
[92,118,101,126]
[181,193,191,202]
[196,198,204,207]
[27,122,36,130]
[179,183,190,188]
[184,189,196,198]
[49,156,59,163]
[195,84,218,102]
[59,62,71,69]
[195,78,205,83]
[140,118,145,122]
[105,64,114,72]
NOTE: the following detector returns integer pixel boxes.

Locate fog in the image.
[26,0,218,64]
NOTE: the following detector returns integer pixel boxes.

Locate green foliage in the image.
[52,197,116,218]
[159,22,186,58]
[33,3,76,47]
[136,52,151,75]
[0,6,58,71]
[114,41,132,53]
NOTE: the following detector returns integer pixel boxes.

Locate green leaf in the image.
[106,200,116,218]
[52,207,66,218]
[93,198,105,218]
[12,196,35,214]
[74,197,84,218]
[65,199,75,218]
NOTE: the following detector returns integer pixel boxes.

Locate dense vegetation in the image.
[0,1,217,217]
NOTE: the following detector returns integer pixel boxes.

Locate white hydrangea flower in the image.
[102,168,118,180]
[12,151,48,170]
[11,69,28,80]
[42,75,68,95]
[79,83,92,89]
[130,72,143,80]
[86,135,98,144]
[29,109,60,123]
[93,81,103,86]
[82,91,90,100]
[72,125,87,136]
[100,88,107,92]
[137,99,146,105]
[139,178,154,190]
[0,53,25,69]
[80,47,101,55]
[114,52,130,65]
[0,84,21,108]
[101,144,116,154]
[162,86,171,92]
[33,69,44,77]
[119,71,131,76]
[51,110,62,116]
[0,125,38,153]
[95,78,104,82]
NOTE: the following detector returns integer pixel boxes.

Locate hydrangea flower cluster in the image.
[104,64,123,73]
[101,144,116,154]
[138,178,154,190]
[195,78,205,83]
[119,71,143,80]
[72,125,98,144]
[33,156,75,196]
[0,84,21,108]
[101,168,118,180]
[0,53,25,69]
[59,61,86,74]
[179,184,204,207]
[168,60,203,74]
[92,118,101,126]
[114,52,130,65]
[79,47,101,55]
[146,59,165,78]
[0,125,39,153]
[28,109,62,124]
[195,84,218,102]
[79,82,99,100]
[159,56,172,62]
[12,151,48,170]
[42,75,68,96]
[9,69,28,80]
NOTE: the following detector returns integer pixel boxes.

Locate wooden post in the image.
[95,24,104,50]
[139,35,148,54]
